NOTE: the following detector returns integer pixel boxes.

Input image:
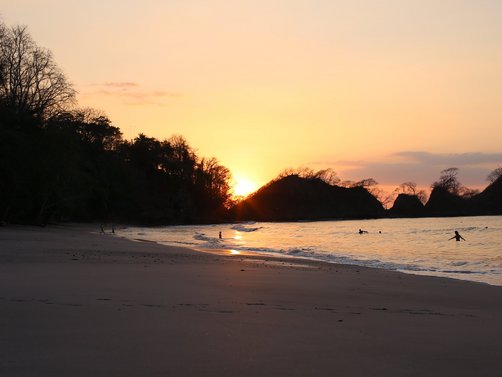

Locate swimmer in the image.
[449,230,465,242]
[359,229,368,234]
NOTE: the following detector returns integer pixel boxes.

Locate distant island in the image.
[229,170,502,222]
[229,174,384,221]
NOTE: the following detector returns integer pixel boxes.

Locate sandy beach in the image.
[1,225,501,377]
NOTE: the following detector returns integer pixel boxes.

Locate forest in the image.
[1,21,501,225]
[0,22,232,225]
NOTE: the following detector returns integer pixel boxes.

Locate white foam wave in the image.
[231,224,261,232]
[193,232,221,248]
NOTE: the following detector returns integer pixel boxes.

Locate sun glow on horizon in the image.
[233,177,258,198]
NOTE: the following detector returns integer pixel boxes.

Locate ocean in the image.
[119,216,502,286]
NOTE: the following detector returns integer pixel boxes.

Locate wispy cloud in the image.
[82,82,182,106]
[395,151,502,166]
[310,151,502,188]
[101,82,139,88]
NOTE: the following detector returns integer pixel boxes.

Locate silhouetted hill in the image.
[229,175,384,221]
[388,194,425,217]
[424,186,468,216]
[468,176,502,215]
[422,177,502,217]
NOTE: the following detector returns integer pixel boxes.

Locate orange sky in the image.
[3,1,502,195]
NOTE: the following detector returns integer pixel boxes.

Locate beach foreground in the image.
[1,226,501,377]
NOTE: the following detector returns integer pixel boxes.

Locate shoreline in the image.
[114,216,502,286]
[125,230,501,288]
[1,224,501,376]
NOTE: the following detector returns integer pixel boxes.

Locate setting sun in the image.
[233,177,258,197]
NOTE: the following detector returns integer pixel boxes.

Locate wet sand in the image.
[1,225,501,376]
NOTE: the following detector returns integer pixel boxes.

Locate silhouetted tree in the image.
[166,135,197,179]
[399,181,417,195]
[71,109,122,151]
[431,167,481,200]
[352,178,378,188]
[276,167,314,180]
[432,167,461,195]
[0,22,6,85]
[0,22,75,120]
[194,157,232,215]
[126,134,163,175]
[395,181,428,204]
[276,167,341,186]
[487,167,502,184]
[312,168,341,186]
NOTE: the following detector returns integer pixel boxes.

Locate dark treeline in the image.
[0,22,232,225]
[0,105,233,225]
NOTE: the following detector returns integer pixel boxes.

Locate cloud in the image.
[310,151,502,188]
[395,151,502,166]
[101,82,139,88]
[83,82,182,106]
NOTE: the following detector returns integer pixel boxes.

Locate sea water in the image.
[119,216,502,286]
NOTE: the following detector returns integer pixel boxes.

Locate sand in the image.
[1,225,501,377]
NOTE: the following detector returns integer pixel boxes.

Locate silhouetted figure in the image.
[100,224,105,234]
[359,229,368,234]
[111,224,115,234]
[449,230,465,242]
[219,231,222,239]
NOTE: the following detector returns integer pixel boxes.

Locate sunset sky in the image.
[3,0,502,195]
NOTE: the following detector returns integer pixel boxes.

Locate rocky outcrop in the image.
[388,194,425,217]
[230,175,384,221]
[423,177,502,217]
[424,186,468,216]
[467,176,502,215]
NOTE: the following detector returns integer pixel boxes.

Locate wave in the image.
[193,232,222,248]
[232,244,424,273]
[441,270,480,275]
[450,261,468,267]
[231,224,262,232]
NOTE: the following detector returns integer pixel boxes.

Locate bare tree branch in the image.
[0,22,76,119]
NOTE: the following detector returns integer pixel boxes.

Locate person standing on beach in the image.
[449,230,465,241]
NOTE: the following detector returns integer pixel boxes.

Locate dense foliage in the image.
[0,22,232,225]
[0,107,233,225]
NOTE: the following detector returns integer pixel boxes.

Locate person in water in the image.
[358,229,368,234]
[449,230,465,241]
[219,231,222,239]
